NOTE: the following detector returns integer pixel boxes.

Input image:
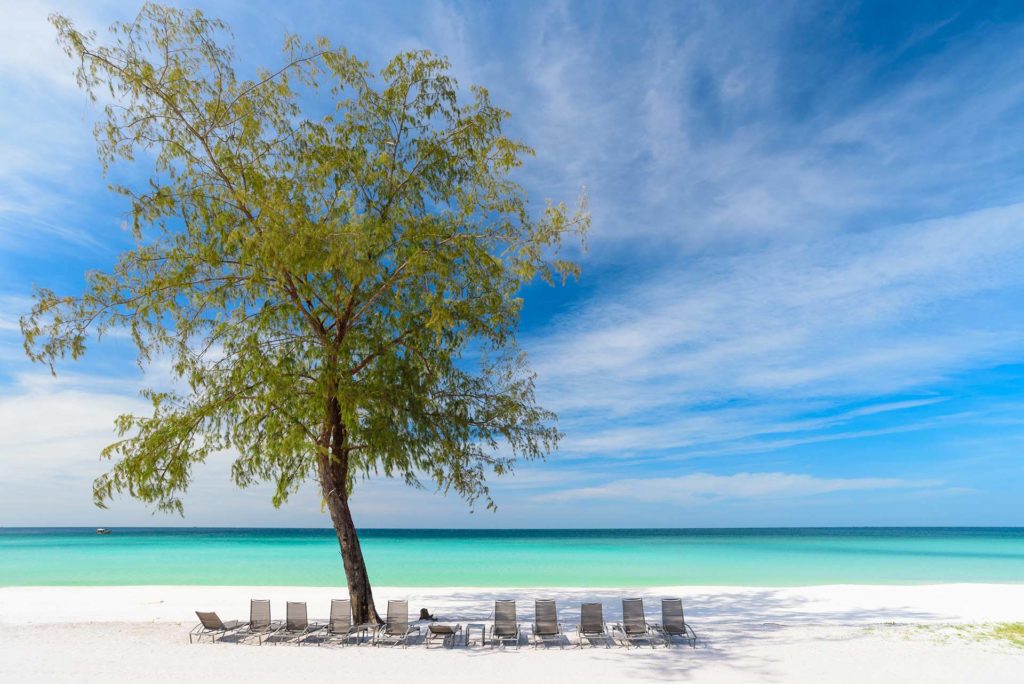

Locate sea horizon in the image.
[6,528,1024,532]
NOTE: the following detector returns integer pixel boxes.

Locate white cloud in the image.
[542,472,942,504]
[0,376,148,482]
[0,1,119,246]
[527,202,1024,460]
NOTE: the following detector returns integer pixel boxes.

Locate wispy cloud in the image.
[526,201,1024,460]
[0,2,117,244]
[541,472,942,504]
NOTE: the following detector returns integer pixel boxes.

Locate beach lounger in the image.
[489,600,521,649]
[532,599,564,648]
[576,602,612,648]
[242,599,280,645]
[657,598,697,648]
[426,623,463,648]
[320,599,368,646]
[271,601,320,644]
[616,598,657,648]
[190,611,244,643]
[375,600,419,647]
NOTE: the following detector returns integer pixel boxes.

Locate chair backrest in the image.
[250,599,271,629]
[385,600,408,635]
[330,599,352,634]
[622,598,647,634]
[286,601,308,630]
[534,599,558,635]
[196,611,225,630]
[661,598,684,631]
[494,600,518,636]
[580,603,605,634]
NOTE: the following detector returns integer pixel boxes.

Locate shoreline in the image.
[2,584,1021,682]
[4,582,1024,625]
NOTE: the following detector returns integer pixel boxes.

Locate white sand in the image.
[1,584,1022,682]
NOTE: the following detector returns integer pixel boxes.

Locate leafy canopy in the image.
[23,4,588,515]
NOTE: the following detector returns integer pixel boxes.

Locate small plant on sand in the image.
[989,623,1024,648]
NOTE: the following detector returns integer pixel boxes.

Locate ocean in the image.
[1,527,1022,587]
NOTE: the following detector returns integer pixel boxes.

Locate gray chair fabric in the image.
[660,598,697,648]
[274,601,319,644]
[619,598,656,648]
[190,611,243,643]
[532,599,563,648]
[577,603,610,648]
[426,623,463,648]
[376,599,418,647]
[243,599,278,644]
[490,600,521,648]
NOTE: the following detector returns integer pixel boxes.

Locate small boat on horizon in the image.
[96,528,111,535]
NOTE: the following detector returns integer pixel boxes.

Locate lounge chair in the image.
[658,598,697,648]
[489,600,521,649]
[270,601,320,644]
[320,599,368,646]
[576,602,612,648]
[426,623,463,648]
[190,611,244,643]
[375,600,419,647]
[616,598,657,648]
[532,599,564,648]
[242,599,279,645]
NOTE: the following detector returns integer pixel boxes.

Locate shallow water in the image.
[2,527,1023,587]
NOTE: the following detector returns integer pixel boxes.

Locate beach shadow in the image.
[416,587,943,627]
[398,586,946,678]
[194,588,951,680]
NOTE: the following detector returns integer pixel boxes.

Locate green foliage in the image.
[23,3,588,516]
[990,623,1024,648]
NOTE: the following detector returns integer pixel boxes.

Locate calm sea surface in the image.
[1,527,1022,587]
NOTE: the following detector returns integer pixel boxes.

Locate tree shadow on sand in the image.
[403,587,945,679]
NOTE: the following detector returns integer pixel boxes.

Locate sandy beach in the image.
[2,584,1021,682]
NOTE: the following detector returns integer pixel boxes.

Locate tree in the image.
[23,3,587,623]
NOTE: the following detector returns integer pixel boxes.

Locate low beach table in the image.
[351,622,378,645]
[426,623,462,648]
[465,623,486,647]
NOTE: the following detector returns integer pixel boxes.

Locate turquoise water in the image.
[1,528,1023,587]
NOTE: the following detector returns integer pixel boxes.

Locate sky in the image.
[2,0,1024,528]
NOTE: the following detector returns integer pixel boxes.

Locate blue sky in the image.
[2,0,1024,528]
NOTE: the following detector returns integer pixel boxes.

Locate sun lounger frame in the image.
[616,597,658,648]
[375,599,419,647]
[242,599,280,645]
[531,599,564,648]
[269,601,321,645]
[655,598,697,648]
[190,611,244,644]
[425,623,463,648]
[320,599,371,646]
[576,602,612,648]
[489,600,521,649]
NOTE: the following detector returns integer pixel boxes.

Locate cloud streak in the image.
[541,472,943,504]
[528,202,1024,460]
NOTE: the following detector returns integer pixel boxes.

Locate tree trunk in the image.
[318,395,381,625]
[319,453,381,625]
